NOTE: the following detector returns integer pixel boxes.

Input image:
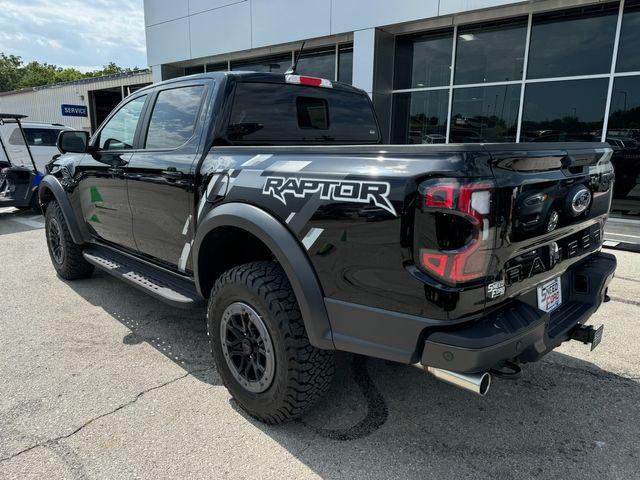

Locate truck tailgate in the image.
[483,142,614,308]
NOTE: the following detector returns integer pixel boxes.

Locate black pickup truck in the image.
[40,72,616,424]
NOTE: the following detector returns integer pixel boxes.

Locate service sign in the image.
[61,104,88,117]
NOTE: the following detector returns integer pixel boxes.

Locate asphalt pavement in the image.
[1,206,639,480]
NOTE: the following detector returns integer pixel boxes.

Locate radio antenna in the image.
[286,42,306,75]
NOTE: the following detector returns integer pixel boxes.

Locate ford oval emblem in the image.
[571,188,592,215]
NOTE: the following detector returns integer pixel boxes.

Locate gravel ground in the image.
[1,207,639,480]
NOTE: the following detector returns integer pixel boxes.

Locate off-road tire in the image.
[45,200,94,280]
[208,261,335,424]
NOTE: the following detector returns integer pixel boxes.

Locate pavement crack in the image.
[615,275,640,285]
[544,360,638,383]
[0,367,214,464]
[609,295,640,308]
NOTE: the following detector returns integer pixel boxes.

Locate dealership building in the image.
[144,0,640,225]
[0,70,152,132]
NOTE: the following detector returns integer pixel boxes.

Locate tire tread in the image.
[209,261,334,424]
[45,201,94,280]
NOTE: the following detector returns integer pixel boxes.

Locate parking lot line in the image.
[10,216,45,229]
[605,232,640,240]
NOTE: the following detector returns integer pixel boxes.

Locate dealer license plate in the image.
[537,277,562,313]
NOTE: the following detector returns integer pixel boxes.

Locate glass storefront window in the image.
[521,78,608,141]
[617,0,640,73]
[185,65,205,76]
[527,5,619,79]
[392,90,449,144]
[394,31,453,89]
[297,47,336,80]
[206,62,228,72]
[608,76,640,136]
[338,45,353,84]
[232,54,292,73]
[455,19,527,85]
[450,85,521,143]
[607,75,640,216]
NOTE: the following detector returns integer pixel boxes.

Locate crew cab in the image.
[39,72,616,423]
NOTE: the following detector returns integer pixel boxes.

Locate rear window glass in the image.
[227,83,379,144]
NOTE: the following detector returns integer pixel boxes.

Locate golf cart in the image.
[0,114,43,211]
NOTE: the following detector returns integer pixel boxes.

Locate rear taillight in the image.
[416,179,495,285]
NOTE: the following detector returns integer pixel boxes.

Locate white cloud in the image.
[0,0,147,69]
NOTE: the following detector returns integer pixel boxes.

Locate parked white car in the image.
[0,121,71,172]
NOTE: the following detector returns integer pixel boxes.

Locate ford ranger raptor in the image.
[40,72,616,424]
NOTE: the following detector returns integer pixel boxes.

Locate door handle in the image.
[108,167,124,175]
[162,169,183,180]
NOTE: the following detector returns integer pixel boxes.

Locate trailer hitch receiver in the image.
[569,324,604,351]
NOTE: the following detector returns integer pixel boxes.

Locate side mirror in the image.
[57,130,90,154]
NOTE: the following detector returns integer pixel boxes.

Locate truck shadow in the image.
[246,352,640,479]
[67,269,217,385]
[67,270,639,479]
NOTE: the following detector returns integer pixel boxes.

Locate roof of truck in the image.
[142,71,366,95]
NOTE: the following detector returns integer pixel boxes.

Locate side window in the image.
[145,86,205,149]
[99,95,147,150]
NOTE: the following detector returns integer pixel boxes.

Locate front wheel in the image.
[208,261,335,424]
[45,201,94,280]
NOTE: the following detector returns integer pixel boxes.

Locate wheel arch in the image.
[193,202,335,350]
[38,175,87,244]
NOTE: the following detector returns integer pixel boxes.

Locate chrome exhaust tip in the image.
[415,365,491,396]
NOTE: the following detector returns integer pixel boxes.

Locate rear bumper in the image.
[420,252,616,373]
[325,252,616,371]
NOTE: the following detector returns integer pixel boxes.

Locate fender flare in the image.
[38,175,86,244]
[193,202,335,350]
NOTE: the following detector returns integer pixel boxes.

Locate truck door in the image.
[126,83,208,271]
[77,93,149,250]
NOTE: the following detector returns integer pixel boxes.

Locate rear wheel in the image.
[45,201,94,280]
[208,261,335,424]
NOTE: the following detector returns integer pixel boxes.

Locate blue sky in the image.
[0,0,147,71]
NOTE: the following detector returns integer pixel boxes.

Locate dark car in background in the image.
[607,136,640,199]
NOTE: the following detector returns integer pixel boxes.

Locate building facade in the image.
[145,0,638,222]
[0,71,152,132]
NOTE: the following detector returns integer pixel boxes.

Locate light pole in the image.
[615,91,628,112]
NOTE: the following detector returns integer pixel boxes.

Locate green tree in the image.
[89,62,130,77]
[0,53,23,92]
[17,61,85,89]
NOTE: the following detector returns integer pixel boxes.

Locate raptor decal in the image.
[262,176,397,216]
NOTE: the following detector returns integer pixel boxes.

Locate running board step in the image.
[83,247,204,309]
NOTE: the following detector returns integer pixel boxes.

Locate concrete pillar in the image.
[352,28,396,143]
[151,65,163,83]
[353,29,376,96]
